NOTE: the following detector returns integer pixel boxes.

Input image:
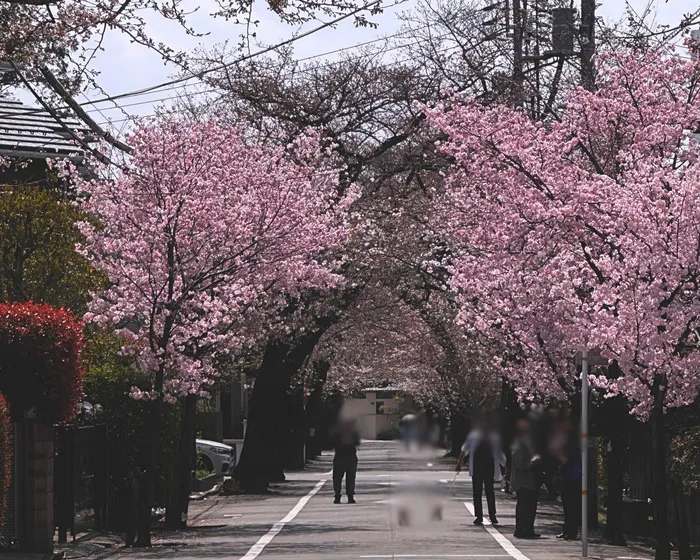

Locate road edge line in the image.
[464,502,531,560]
[239,479,326,560]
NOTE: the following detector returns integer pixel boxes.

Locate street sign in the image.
[574,348,607,367]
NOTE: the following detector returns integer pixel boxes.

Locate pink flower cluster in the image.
[428,46,700,418]
[78,119,357,399]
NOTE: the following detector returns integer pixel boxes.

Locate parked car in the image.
[196,439,235,476]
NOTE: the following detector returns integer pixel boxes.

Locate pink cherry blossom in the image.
[427,46,700,418]
[77,119,357,399]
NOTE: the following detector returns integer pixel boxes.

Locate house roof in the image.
[0,97,90,161]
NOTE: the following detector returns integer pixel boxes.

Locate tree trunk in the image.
[284,387,306,470]
[305,360,330,460]
[674,492,691,560]
[135,392,162,547]
[448,406,469,457]
[603,431,626,545]
[166,394,196,529]
[651,389,670,560]
[234,330,326,491]
[234,343,291,491]
[602,393,627,545]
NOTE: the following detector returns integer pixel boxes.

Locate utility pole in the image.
[580,0,596,90]
[512,0,525,108]
[579,2,596,557]
[580,349,589,558]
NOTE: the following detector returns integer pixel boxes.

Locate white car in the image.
[196,439,235,476]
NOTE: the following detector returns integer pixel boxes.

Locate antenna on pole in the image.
[580,0,596,90]
[691,29,700,60]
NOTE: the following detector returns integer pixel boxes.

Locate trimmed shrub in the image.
[0,302,84,422]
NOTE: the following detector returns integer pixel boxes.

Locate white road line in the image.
[360,554,508,560]
[464,503,531,560]
[238,479,326,560]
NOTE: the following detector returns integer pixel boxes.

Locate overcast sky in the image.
[19,0,698,133]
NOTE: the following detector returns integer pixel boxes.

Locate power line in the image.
[0,0,407,121]
[118,22,436,102]
[93,42,471,127]
[78,0,394,108]
[87,31,461,117]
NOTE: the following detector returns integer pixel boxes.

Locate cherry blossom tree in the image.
[1,0,382,100]
[76,118,357,545]
[428,46,700,559]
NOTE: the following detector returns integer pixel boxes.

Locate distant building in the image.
[342,388,412,440]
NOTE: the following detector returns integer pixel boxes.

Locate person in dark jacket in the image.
[332,418,360,504]
[551,419,582,540]
[456,415,506,525]
[510,418,541,539]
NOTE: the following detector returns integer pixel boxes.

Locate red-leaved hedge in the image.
[0,394,10,528]
[0,303,84,422]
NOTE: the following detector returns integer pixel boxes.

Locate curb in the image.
[190,481,223,501]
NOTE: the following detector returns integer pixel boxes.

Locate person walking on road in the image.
[511,418,541,539]
[456,414,506,525]
[332,418,360,504]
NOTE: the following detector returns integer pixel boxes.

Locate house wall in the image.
[343,391,403,440]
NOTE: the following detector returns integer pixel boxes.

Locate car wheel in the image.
[196,453,214,474]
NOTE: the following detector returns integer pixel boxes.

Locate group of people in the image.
[457,413,582,539]
[329,407,583,541]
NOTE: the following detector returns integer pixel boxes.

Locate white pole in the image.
[581,349,589,558]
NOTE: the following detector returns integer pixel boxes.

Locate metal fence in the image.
[626,421,700,545]
[54,424,108,542]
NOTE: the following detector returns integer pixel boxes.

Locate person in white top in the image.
[456,414,506,525]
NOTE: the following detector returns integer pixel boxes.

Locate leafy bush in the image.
[0,302,84,422]
[0,185,104,314]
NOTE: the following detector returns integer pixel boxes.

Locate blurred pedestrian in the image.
[332,417,360,504]
[456,413,506,525]
[399,412,418,450]
[511,418,541,539]
[551,418,582,540]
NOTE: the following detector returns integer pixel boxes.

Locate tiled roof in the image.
[0,97,89,160]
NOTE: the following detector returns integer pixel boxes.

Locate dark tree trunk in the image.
[234,331,327,491]
[603,430,626,545]
[651,385,670,560]
[305,360,330,460]
[448,406,469,457]
[165,394,196,529]
[602,393,627,545]
[135,392,163,547]
[284,386,306,470]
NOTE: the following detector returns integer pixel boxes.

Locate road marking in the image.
[361,555,510,558]
[464,503,530,560]
[238,479,326,560]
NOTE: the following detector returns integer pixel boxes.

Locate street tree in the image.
[0,184,104,312]
[76,118,357,544]
[428,46,700,560]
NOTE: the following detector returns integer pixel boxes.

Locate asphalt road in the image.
[117,441,658,560]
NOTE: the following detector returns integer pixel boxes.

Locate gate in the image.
[54,424,108,542]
